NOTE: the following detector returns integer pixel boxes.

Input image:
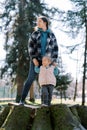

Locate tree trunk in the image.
[15,0,27,103]
[50,104,79,130]
[0,106,10,127]
[4,105,33,130]
[76,105,87,129]
[82,3,87,106]
[60,89,62,103]
[16,76,25,103]
[31,107,52,130]
[29,83,35,102]
[73,79,78,101]
[0,104,86,130]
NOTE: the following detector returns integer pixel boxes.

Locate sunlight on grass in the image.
[0,98,87,106]
[35,98,87,106]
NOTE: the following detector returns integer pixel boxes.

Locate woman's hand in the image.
[33,58,39,66]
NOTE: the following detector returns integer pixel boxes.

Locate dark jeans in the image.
[21,61,37,102]
[41,84,54,106]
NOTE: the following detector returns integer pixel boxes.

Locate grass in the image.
[0,97,87,107]
[35,97,87,106]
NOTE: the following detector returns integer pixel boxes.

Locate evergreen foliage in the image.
[54,0,87,105]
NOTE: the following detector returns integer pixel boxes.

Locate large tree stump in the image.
[50,104,86,130]
[31,107,52,130]
[0,104,86,130]
[0,106,10,127]
[4,105,33,130]
[76,105,87,129]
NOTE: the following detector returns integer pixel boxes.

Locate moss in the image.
[69,105,81,123]
[31,107,52,130]
[5,105,32,130]
[76,105,87,129]
[0,106,10,127]
[0,104,86,130]
[50,104,80,130]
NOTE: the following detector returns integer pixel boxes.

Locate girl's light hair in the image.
[42,56,51,62]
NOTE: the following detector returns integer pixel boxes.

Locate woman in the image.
[20,16,58,104]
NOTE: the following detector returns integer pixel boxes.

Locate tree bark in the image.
[82,2,87,106]
[76,105,87,129]
[29,83,35,102]
[0,106,10,127]
[31,107,52,130]
[16,76,25,102]
[0,104,86,130]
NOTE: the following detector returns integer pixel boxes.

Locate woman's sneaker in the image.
[19,101,25,105]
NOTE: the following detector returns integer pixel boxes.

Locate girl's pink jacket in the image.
[38,65,56,86]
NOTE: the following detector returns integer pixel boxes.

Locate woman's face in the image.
[37,18,46,29]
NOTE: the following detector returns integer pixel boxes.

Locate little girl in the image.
[35,56,58,106]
